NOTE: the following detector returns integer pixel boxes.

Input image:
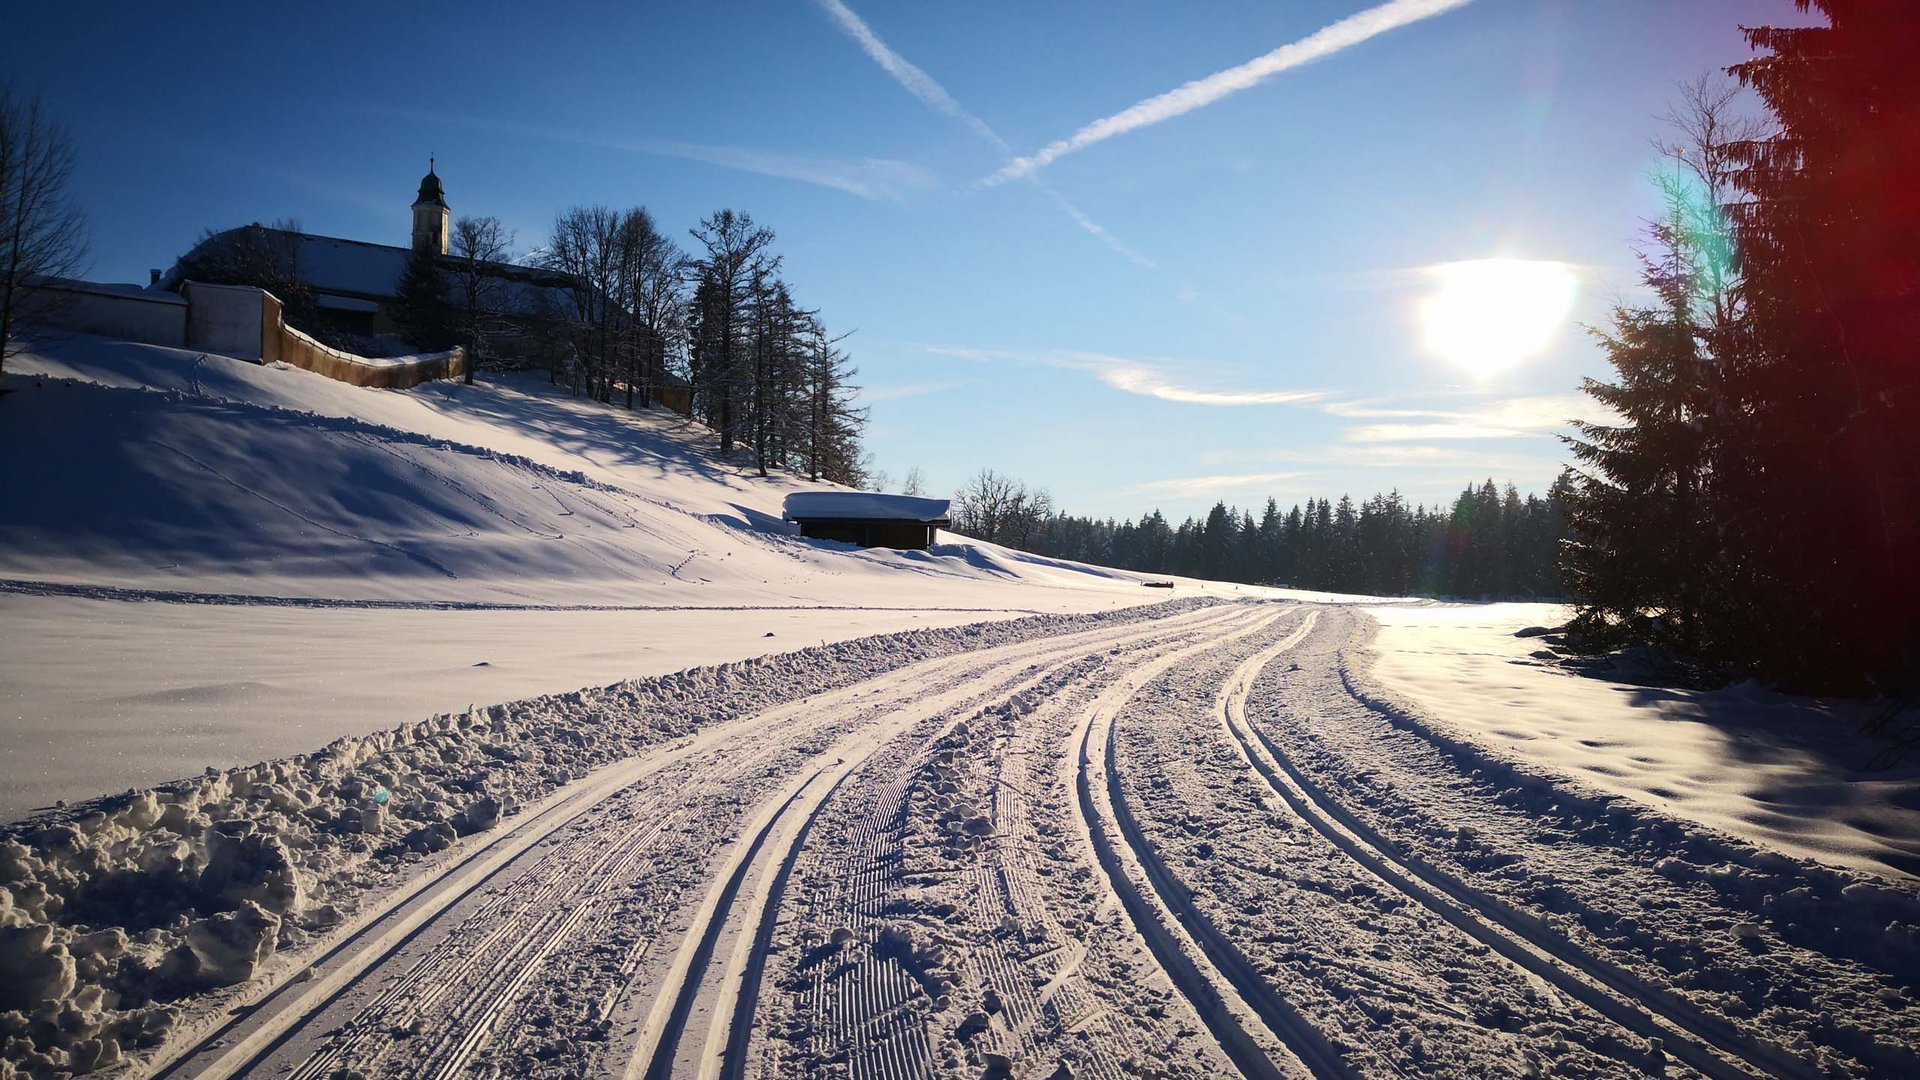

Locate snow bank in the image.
[1361,604,1920,883]
[0,336,1355,819]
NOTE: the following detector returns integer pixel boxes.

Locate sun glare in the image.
[1419,259,1579,377]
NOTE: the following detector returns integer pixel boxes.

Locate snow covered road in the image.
[73,605,1901,1078]
[6,602,1916,1079]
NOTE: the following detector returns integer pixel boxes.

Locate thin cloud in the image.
[861,380,967,403]
[924,345,1324,407]
[1121,471,1305,498]
[987,0,1476,185]
[811,0,1154,265]
[1325,392,1607,424]
[1346,423,1537,442]
[646,140,935,202]
[1035,184,1158,268]
[1091,360,1322,406]
[1328,392,1615,442]
[364,105,931,203]
[1199,442,1554,476]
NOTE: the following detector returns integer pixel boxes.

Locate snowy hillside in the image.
[2,335,1168,607]
[0,335,1284,820]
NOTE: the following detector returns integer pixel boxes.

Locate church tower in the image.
[411,158,449,255]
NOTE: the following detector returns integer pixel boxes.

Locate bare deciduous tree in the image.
[0,87,87,373]
[177,218,315,326]
[544,205,624,397]
[614,208,684,410]
[950,469,1053,547]
[688,210,776,452]
[448,215,513,385]
[901,466,926,496]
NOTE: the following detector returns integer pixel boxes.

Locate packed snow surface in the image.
[1367,603,1920,882]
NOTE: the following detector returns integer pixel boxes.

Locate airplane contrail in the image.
[811,0,1157,267]
[812,0,1007,150]
[986,0,1476,185]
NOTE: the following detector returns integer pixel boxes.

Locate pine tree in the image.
[1722,1,1920,689]
[1561,75,1761,670]
[391,245,453,351]
[1562,250,1713,652]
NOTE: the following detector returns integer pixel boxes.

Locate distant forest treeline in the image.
[951,471,1571,600]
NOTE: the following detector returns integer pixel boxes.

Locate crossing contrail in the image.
[985,0,1476,185]
[812,0,1157,267]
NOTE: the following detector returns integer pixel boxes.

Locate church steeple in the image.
[411,157,449,255]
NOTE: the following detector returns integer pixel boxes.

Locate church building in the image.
[156,163,688,415]
[159,163,580,352]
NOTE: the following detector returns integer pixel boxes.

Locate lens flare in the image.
[1419,259,1579,376]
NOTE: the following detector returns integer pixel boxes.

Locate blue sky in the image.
[5,1,1812,520]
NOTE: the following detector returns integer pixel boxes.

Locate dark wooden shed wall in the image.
[793,519,942,550]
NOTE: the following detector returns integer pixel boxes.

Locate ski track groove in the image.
[1077,607,1354,1080]
[632,604,1255,1080]
[1218,620,1817,1080]
[750,607,1268,1080]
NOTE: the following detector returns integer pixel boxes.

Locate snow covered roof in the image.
[315,294,380,313]
[161,227,583,316]
[25,275,186,304]
[783,492,951,523]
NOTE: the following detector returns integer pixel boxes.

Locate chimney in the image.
[149,269,161,286]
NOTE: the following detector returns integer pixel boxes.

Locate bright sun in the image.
[1419,259,1579,377]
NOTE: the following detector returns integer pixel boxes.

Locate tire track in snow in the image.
[1077,608,1356,1080]
[622,605,1258,1080]
[1219,617,1814,1080]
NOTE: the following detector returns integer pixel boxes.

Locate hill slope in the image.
[0,335,1262,818]
[2,335,1161,607]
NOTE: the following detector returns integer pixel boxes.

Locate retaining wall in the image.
[28,277,464,390]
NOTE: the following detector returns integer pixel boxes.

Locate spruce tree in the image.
[1723,1,1920,690]
[1562,242,1714,653]
[391,245,453,351]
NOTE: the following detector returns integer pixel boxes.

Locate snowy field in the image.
[1,335,1916,1079]
[1368,604,1920,882]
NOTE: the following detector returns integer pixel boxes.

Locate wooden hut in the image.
[783,492,952,550]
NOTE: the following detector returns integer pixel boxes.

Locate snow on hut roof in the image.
[783,492,952,523]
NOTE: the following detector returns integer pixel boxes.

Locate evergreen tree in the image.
[1721,1,1920,689]
[981,478,1569,600]
[391,244,454,350]
[1563,233,1716,654]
